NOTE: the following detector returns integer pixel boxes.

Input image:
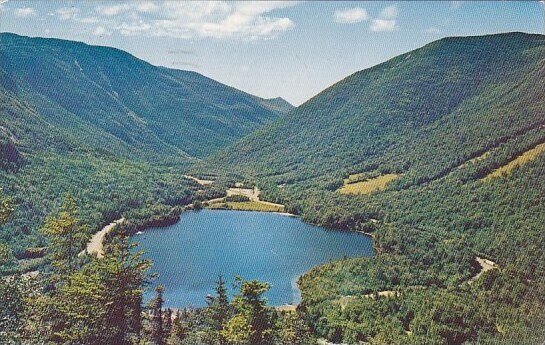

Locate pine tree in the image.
[222,278,274,345]
[149,285,165,345]
[40,195,88,280]
[164,308,173,341]
[206,274,230,331]
[167,311,189,345]
[97,234,151,344]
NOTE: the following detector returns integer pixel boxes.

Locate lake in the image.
[132,209,373,308]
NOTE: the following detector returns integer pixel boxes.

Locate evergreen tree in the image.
[164,308,173,341]
[222,278,274,345]
[0,195,24,343]
[149,285,166,345]
[206,274,230,330]
[97,234,151,344]
[40,195,88,280]
[167,310,189,345]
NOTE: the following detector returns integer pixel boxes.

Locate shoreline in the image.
[83,179,375,312]
[84,217,125,258]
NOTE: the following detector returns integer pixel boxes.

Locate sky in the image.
[1,1,544,105]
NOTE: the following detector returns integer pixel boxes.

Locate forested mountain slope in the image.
[201,32,545,186]
[0,32,289,161]
[0,32,290,254]
[0,84,201,255]
[195,32,545,344]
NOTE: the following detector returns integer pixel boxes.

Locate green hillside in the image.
[2,30,545,344]
[0,32,290,161]
[197,33,545,344]
[201,32,545,186]
[0,32,290,254]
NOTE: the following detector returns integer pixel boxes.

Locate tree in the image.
[0,195,24,343]
[28,232,150,344]
[40,195,88,280]
[97,235,151,344]
[0,188,12,223]
[167,310,189,345]
[275,312,315,345]
[148,285,166,345]
[164,308,173,342]
[222,314,253,345]
[206,274,230,331]
[222,278,274,345]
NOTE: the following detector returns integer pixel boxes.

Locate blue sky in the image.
[1,1,544,105]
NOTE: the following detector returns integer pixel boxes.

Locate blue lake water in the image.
[132,209,373,308]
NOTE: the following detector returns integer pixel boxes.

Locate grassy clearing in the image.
[482,143,545,181]
[208,201,284,212]
[339,174,399,195]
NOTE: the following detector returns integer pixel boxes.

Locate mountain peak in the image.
[0,33,283,159]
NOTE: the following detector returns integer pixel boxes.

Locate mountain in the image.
[195,33,545,343]
[2,29,545,345]
[201,32,545,186]
[0,32,286,161]
[0,32,289,253]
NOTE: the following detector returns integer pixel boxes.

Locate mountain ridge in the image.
[0,32,290,161]
[198,32,545,185]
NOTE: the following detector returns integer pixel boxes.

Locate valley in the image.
[1,30,545,345]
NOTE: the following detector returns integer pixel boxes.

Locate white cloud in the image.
[370,19,397,32]
[79,17,100,24]
[117,21,152,36]
[370,5,398,32]
[97,1,158,16]
[379,5,398,20]
[334,7,368,24]
[14,7,37,18]
[93,26,112,36]
[0,0,9,12]
[136,2,159,13]
[56,7,79,20]
[56,7,98,24]
[76,1,297,40]
[96,4,132,17]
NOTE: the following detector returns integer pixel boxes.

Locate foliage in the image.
[2,32,545,344]
[198,32,545,344]
[0,32,287,160]
[205,275,231,332]
[481,142,545,180]
[224,195,251,202]
[0,188,12,223]
[40,195,88,278]
[147,285,166,345]
[27,234,150,344]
